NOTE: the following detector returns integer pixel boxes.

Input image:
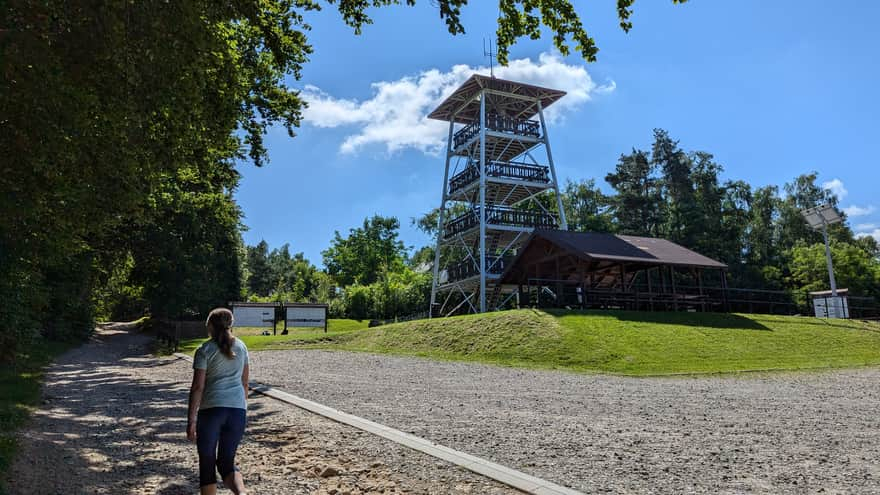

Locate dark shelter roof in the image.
[537,230,727,268]
[501,230,727,284]
[427,74,566,124]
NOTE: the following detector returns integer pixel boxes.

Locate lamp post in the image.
[820,218,837,297]
[801,204,843,297]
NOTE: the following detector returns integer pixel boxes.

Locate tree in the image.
[247,241,273,297]
[125,161,244,318]
[605,149,664,236]
[688,152,726,258]
[559,179,615,233]
[653,129,698,246]
[330,1,688,65]
[323,216,407,287]
[776,173,852,252]
[745,186,781,267]
[0,0,688,356]
[787,242,880,300]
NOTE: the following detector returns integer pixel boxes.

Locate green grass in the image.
[0,340,73,487]
[177,310,880,375]
[178,318,370,354]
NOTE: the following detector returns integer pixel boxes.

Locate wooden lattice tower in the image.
[427,75,568,315]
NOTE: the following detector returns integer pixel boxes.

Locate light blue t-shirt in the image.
[193,338,249,410]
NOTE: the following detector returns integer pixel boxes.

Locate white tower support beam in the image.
[537,100,568,231]
[429,120,456,317]
[822,220,838,296]
[478,90,488,313]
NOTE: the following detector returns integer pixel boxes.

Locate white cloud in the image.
[843,205,877,217]
[301,52,614,155]
[856,229,880,242]
[855,223,877,231]
[822,178,848,199]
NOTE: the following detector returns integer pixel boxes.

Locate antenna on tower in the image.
[483,38,496,77]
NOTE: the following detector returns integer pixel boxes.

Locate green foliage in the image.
[787,242,880,300]
[321,1,688,65]
[605,149,664,236]
[339,268,431,320]
[125,161,244,318]
[599,131,877,297]
[560,179,616,233]
[1,0,686,358]
[653,129,698,246]
[245,241,324,302]
[1,0,312,353]
[323,215,407,287]
[240,219,428,321]
[246,241,274,297]
[91,253,146,322]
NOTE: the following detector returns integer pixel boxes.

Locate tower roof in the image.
[427,74,566,124]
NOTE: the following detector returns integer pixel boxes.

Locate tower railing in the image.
[443,205,558,239]
[452,114,541,148]
[448,161,550,194]
[446,255,515,282]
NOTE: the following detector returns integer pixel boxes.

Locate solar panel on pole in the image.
[801,204,843,297]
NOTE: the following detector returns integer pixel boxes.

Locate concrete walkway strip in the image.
[174,353,584,495]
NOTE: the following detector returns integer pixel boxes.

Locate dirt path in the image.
[4,326,515,494]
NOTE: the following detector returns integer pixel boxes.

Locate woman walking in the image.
[187,308,250,495]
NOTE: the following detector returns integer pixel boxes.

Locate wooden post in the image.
[579,265,586,310]
[555,257,562,307]
[721,269,730,312]
[634,269,640,311]
[697,268,705,312]
[534,263,541,307]
[647,267,654,311]
[670,266,678,311]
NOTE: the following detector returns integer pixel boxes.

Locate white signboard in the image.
[813,296,849,319]
[233,306,275,327]
[286,306,327,328]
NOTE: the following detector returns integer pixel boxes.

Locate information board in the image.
[232,306,275,327]
[286,306,327,329]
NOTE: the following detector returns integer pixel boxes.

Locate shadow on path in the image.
[4,327,277,494]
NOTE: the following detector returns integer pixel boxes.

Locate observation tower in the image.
[427,75,568,316]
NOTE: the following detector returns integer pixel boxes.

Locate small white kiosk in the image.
[810,289,850,319]
[282,303,329,334]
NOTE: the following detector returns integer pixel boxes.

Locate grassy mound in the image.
[332,310,880,375]
[178,318,370,354]
[179,311,880,375]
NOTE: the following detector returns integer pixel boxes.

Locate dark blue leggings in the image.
[196,407,246,486]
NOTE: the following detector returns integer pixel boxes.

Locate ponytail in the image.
[206,308,236,359]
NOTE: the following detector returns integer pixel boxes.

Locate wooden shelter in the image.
[499,229,730,312]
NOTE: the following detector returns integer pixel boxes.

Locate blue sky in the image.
[237,0,880,264]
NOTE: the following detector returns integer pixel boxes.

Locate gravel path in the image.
[251,350,880,494]
[5,326,515,494]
